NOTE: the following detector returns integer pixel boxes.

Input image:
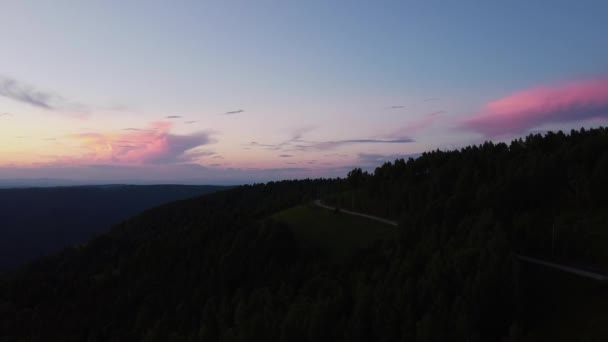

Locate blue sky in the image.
[1,1,608,184]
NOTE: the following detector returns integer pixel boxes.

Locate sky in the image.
[1,1,608,184]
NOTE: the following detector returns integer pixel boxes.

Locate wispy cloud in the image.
[165,115,182,119]
[463,77,608,137]
[387,111,444,138]
[0,75,56,109]
[424,97,439,102]
[0,75,86,115]
[224,109,244,115]
[246,127,315,152]
[290,125,316,140]
[0,112,13,118]
[180,149,215,162]
[248,123,413,152]
[122,128,154,132]
[338,138,412,143]
[185,120,198,124]
[386,105,405,109]
[279,154,293,158]
[249,137,414,152]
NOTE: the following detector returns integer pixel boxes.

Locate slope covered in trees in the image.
[328,127,608,269]
[2,128,608,341]
[0,185,226,271]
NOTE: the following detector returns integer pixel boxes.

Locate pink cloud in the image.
[66,121,215,165]
[387,111,444,138]
[463,78,608,137]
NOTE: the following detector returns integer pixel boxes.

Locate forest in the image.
[0,185,225,271]
[2,127,608,341]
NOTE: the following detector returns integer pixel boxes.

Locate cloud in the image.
[386,105,404,109]
[0,112,13,118]
[290,125,316,140]
[279,154,293,158]
[387,111,443,138]
[165,115,183,119]
[249,136,414,152]
[180,149,215,161]
[249,141,277,148]
[0,75,56,109]
[335,138,413,144]
[463,78,608,137]
[246,127,316,152]
[67,121,216,165]
[424,97,439,102]
[122,128,154,131]
[224,109,244,115]
[0,75,86,115]
[185,120,198,124]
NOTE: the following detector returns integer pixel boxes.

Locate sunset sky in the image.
[1,1,608,184]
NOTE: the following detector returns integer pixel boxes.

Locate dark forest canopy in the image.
[0,185,226,271]
[2,127,608,341]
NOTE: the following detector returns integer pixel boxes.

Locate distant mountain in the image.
[0,179,234,188]
[0,178,89,188]
[0,185,227,271]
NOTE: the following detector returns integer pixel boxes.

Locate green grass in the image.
[272,203,398,261]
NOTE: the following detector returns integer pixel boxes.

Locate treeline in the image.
[328,127,608,267]
[2,128,608,341]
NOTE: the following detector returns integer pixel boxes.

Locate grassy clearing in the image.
[271,203,398,261]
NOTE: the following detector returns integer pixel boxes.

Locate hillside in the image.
[2,128,608,341]
[272,204,397,262]
[0,185,226,271]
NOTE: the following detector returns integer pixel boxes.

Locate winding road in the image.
[313,200,608,283]
[314,200,608,281]
[313,199,399,227]
[515,254,608,282]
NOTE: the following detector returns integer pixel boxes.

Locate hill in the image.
[0,185,226,271]
[2,127,608,341]
[272,204,397,261]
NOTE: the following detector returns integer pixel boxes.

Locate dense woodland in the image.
[0,185,225,271]
[2,128,608,341]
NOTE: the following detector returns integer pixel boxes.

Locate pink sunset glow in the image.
[65,122,215,165]
[464,78,608,137]
[387,111,444,138]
